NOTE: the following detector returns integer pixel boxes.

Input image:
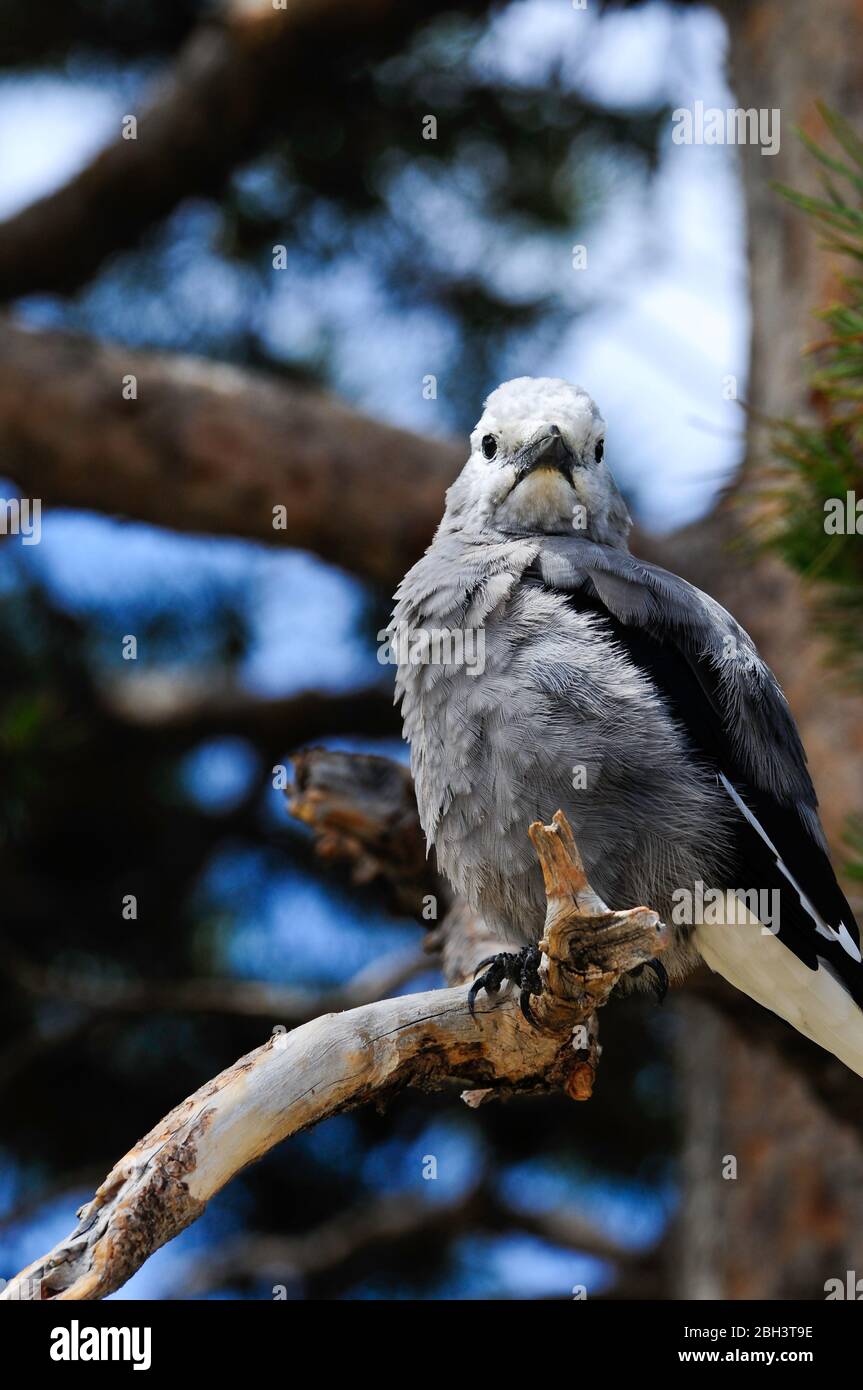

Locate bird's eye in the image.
[594,439,604,464]
[481,434,497,460]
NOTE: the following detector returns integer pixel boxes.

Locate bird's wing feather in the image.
[531,536,863,1001]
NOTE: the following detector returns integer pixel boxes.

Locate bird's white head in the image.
[443,377,631,548]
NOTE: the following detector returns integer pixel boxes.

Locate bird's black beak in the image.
[513,427,573,486]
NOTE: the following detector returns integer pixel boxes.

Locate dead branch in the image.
[0,322,459,587]
[288,748,446,917]
[0,811,665,1301]
[290,747,863,1142]
[285,748,511,978]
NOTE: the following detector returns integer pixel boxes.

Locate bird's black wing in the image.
[529,538,863,1004]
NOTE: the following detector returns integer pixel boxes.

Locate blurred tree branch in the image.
[0,810,666,1300]
[101,677,398,749]
[0,0,494,302]
[4,945,429,1028]
[288,747,448,916]
[0,321,459,587]
[3,313,860,874]
[176,1180,654,1298]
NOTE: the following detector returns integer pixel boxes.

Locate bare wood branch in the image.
[527,812,668,1094]
[0,321,460,587]
[0,811,665,1301]
[289,747,863,1141]
[285,748,509,980]
[288,748,446,916]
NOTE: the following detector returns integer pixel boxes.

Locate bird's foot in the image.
[628,957,668,1004]
[468,945,543,1026]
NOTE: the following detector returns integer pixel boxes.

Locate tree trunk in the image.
[670,0,863,1300]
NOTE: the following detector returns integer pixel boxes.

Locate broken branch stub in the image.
[529,811,670,1053]
[288,748,446,918]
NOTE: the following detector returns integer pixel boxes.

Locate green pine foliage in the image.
[769,105,863,882]
[765,105,863,682]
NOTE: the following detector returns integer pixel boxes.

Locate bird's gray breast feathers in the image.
[391,531,734,963]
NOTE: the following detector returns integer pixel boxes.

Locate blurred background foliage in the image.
[0,0,751,1298]
[765,107,863,685]
[756,108,863,892]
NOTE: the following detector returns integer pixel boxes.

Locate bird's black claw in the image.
[644,958,668,1005]
[623,956,669,1004]
[468,945,543,1026]
[467,977,487,1018]
[519,988,538,1026]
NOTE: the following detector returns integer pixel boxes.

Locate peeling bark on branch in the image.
[0,811,664,1301]
[528,812,667,1048]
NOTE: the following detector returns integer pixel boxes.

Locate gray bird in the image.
[391,376,863,1076]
